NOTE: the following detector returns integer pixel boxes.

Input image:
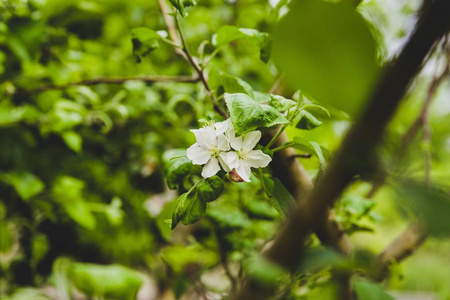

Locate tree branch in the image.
[18,75,200,93]
[235,0,450,298]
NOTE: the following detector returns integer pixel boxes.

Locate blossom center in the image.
[236,150,247,160]
[209,147,221,158]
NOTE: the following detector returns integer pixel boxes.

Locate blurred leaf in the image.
[398,184,450,237]
[303,104,330,120]
[274,0,379,115]
[269,94,296,112]
[263,176,295,219]
[131,27,161,63]
[296,110,322,130]
[70,263,143,300]
[0,222,14,253]
[5,172,45,201]
[213,26,272,62]
[61,131,83,153]
[245,256,287,285]
[161,244,219,273]
[225,93,288,136]
[31,233,49,268]
[245,200,278,220]
[208,206,250,230]
[354,279,394,300]
[197,176,224,203]
[169,0,196,17]
[63,199,96,230]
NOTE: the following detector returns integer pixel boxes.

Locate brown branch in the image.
[375,222,427,281]
[235,0,450,298]
[19,75,200,93]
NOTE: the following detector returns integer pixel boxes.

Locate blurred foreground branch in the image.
[235,0,450,298]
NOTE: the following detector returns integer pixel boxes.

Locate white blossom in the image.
[226,130,271,182]
[186,126,231,178]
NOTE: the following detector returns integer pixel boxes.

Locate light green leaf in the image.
[269,94,296,112]
[131,28,161,63]
[296,110,322,130]
[63,200,96,230]
[61,131,83,153]
[292,137,327,174]
[6,172,45,201]
[161,244,219,273]
[209,69,254,98]
[169,0,196,17]
[274,0,379,115]
[69,263,143,300]
[213,26,272,62]
[197,176,224,203]
[354,279,394,300]
[303,104,330,120]
[225,93,288,136]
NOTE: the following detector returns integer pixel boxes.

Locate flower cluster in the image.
[186,119,271,182]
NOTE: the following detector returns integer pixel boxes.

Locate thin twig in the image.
[173,14,228,118]
[18,75,199,93]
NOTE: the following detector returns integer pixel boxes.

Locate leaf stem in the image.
[271,142,294,153]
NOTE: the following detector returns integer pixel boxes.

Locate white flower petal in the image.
[187,144,211,165]
[194,127,217,149]
[235,160,251,182]
[215,119,232,134]
[242,131,261,150]
[226,151,240,169]
[217,133,231,151]
[202,157,221,178]
[246,150,272,168]
[218,152,231,172]
[229,135,243,150]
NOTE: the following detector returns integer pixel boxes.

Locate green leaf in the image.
[61,131,83,153]
[263,176,295,219]
[69,263,143,300]
[209,69,255,98]
[245,257,287,285]
[6,172,45,201]
[63,200,96,230]
[197,176,224,203]
[0,222,14,252]
[296,110,322,130]
[208,206,250,230]
[213,26,272,62]
[398,184,450,237]
[131,28,161,63]
[354,279,394,300]
[269,94,296,112]
[292,137,327,174]
[171,189,206,229]
[303,104,330,120]
[274,0,379,115]
[163,149,194,190]
[169,0,196,17]
[161,244,219,273]
[225,93,288,136]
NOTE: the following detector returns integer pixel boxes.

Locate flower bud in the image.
[229,169,244,183]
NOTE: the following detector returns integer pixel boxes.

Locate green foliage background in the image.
[0,0,449,299]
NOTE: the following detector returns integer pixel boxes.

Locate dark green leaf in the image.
[292,137,327,174]
[208,206,250,230]
[225,93,288,136]
[263,176,295,219]
[163,149,193,190]
[274,0,379,115]
[131,28,161,63]
[197,176,224,202]
[296,110,323,130]
[171,190,207,229]
[169,0,196,17]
